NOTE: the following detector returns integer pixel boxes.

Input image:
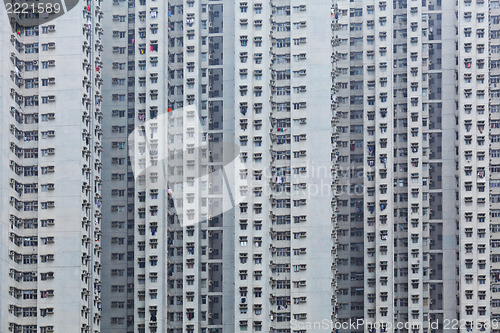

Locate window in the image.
[276,38,290,48]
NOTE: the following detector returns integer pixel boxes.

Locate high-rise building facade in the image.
[333,1,500,333]
[233,2,336,332]
[334,0,458,330]
[9,1,500,333]
[0,1,103,333]
[101,1,337,333]
[491,1,500,330]
[101,0,169,331]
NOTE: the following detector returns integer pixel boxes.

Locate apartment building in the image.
[457,1,491,331]
[485,0,500,331]
[233,2,335,332]
[102,0,336,332]
[334,0,457,330]
[101,0,169,332]
[333,0,500,332]
[492,1,500,330]
[7,0,500,333]
[0,1,103,333]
